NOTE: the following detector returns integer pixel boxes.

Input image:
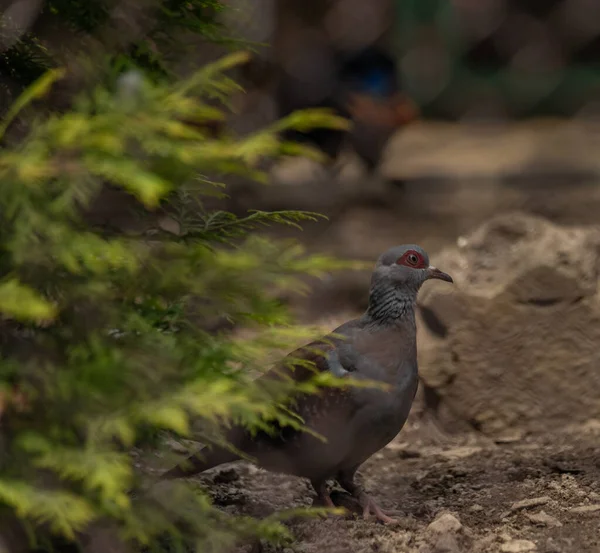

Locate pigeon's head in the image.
[373,245,453,293]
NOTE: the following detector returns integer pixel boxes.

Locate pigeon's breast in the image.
[341,326,419,465]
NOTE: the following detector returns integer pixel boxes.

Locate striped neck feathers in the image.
[365,280,417,325]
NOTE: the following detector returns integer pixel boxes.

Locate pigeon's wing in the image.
[159,320,362,480]
[264,319,361,384]
[239,320,362,449]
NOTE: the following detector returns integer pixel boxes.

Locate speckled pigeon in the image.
[160,245,452,523]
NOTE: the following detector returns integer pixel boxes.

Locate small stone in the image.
[494,429,524,444]
[158,216,181,235]
[427,513,462,535]
[469,504,484,512]
[472,535,497,553]
[525,511,562,527]
[213,468,239,484]
[390,444,422,459]
[439,447,482,460]
[433,533,460,553]
[167,441,189,454]
[569,504,600,513]
[500,539,537,552]
[510,496,550,512]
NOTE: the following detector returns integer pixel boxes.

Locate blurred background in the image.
[2,0,600,552]
[215,0,600,317]
[217,0,600,256]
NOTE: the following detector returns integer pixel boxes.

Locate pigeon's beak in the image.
[426,266,453,283]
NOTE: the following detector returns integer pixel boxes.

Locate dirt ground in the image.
[192,121,600,553]
[199,410,600,553]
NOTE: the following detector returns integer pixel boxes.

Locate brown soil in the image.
[198,413,600,553]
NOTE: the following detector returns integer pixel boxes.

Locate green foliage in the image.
[0,54,354,552]
[0,0,240,91]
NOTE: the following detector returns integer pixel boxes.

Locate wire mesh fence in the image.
[231,0,600,122]
[2,0,598,122]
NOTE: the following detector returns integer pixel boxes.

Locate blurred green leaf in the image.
[0,279,56,322]
[0,48,359,553]
[0,68,66,140]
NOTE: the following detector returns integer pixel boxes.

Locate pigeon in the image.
[160,245,452,523]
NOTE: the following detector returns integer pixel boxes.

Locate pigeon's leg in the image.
[310,480,336,509]
[160,445,241,480]
[337,468,396,524]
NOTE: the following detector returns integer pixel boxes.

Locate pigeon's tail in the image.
[160,444,241,480]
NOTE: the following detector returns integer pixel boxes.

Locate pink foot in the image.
[359,494,397,524]
[312,494,336,509]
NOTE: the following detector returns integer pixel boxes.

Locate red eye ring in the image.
[396,250,423,268]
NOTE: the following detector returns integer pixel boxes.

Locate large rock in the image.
[417,212,600,436]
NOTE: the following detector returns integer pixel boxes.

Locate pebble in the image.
[494,430,524,444]
[439,447,482,460]
[510,496,550,512]
[569,504,600,513]
[500,539,537,552]
[427,513,463,535]
[525,511,562,527]
[213,468,239,484]
[158,216,181,235]
[433,533,460,553]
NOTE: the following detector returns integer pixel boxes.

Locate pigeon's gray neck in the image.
[365,280,417,326]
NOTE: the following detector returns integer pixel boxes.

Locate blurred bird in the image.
[160,245,452,523]
[277,47,419,179]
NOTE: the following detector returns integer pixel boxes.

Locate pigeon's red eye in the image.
[406,254,419,266]
[397,251,422,267]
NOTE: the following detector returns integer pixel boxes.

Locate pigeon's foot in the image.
[312,492,348,520]
[312,493,336,509]
[358,493,396,524]
[336,474,397,525]
[311,480,338,516]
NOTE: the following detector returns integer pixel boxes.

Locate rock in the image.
[439,447,482,460]
[425,514,467,553]
[524,511,562,527]
[433,533,460,553]
[569,504,600,513]
[165,438,190,454]
[157,216,181,235]
[494,429,525,444]
[500,539,537,553]
[472,535,498,553]
[510,496,551,512]
[417,212,600,436]
[213,468,240,484]
[427,513,462,535]
[387,441,422,458]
